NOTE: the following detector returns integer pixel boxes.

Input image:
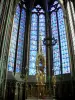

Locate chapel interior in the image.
[0,0,75,100]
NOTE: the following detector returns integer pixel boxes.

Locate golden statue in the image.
[35,34,46,98]
[36,70,45,85]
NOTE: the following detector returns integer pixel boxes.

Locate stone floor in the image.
[26,96,54,100]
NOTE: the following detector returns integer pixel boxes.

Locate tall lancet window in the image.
[8,4,26,73]
[49,0,70,75]
[67,1,75,53]
[29,5,46,75]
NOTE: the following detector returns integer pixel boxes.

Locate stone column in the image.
[14,83,18,100]
[19,83,22,100]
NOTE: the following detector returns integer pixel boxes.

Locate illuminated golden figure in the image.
[35,35,46,98]
[36,70,45,85]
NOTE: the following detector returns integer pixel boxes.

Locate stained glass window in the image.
[50,0,70,75]
[57,8,70,74]
[16,8,26,72]
[29,5,46,75]
[8,4,26,73]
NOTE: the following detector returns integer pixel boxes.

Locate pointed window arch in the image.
[49,0,70,75]
[8,4,26,73]
[29,5,46,75]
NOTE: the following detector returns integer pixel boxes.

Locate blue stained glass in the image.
[39,9,45,13]
[42,47,46,56]
[53,62,60,66]
[17,55,22,60]
[29,56,36,62]
[31,18,37,22]
[17,50,23,55]
[50,7,55,11]
[57,8,70,74]
[14,16,19,20]
[10,41,16,46]
[31,22,37,27]
[10,49,15,53]
[16,5,20,9]
[9,55,15,60]
[36,5,41,8]
[18,42,23,47]
[18,35,24,40]
[29,6,46,76]
[19,29,25,33]
[39,14,45,19]
[29,11,38,75]
[17,62,22,67]
[30,46,37,51]
[30,35,37,40]
[8,61,14,66]
[53,1,58,5]
[32,8,38,12]
[32,14,38,18]
[13,28,18,32]
[16,60,21,65]
[30,31,37,35]
[29,68,36,75]
[20,25,25,29]
[30,51,37,56]
[39,14,46,74]
[39,32,45,36]
[31,26,37,30]
[51,11,61,75]
[20,22,25,26]
[8,5,26,73]
[19,35,24,39]
[11,37,17,42]
[15,11,20,16]
[8,65,13,72]
[14,18,19,23]
[17,49,23,54]
[22,8,25,13]
[8,57,14,62]
[39,23,45,27]
[63,67,70,74]
[19,32,24,36]
[13,23,18,28]
[39,18,45,22]
[54,70,60,75]
[57,4,61,8]
[29,62,35,69]
[39,27,45,31]
[16,68,20,72]
[20,20,25,23]
[30,40,37,45]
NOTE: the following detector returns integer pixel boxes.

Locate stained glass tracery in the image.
[29,5,46,75]
[50,1,70,75]
[8,4,26,73]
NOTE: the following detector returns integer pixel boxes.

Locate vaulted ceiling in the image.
[22,0,54,10]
